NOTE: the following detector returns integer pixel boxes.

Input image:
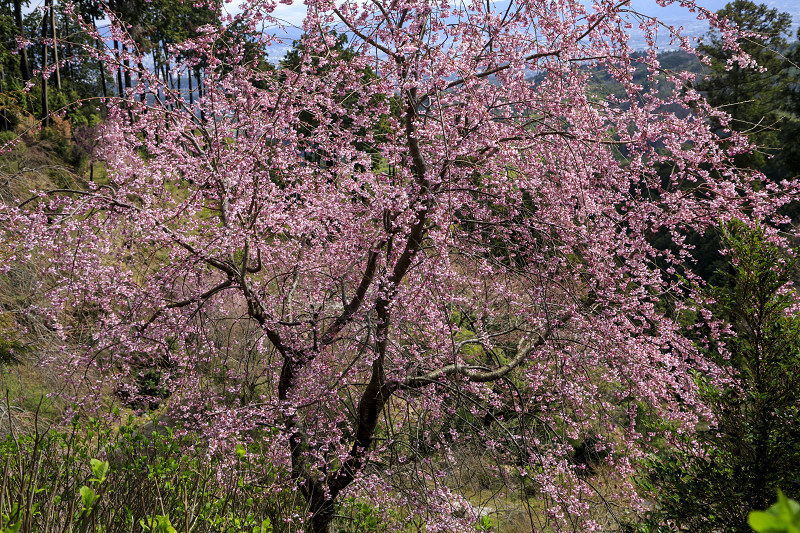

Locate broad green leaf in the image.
[90,458,109,483]
[749,511,783,533]
[79,486,97,509]
[254,518,272,533]
[4,523,21,533]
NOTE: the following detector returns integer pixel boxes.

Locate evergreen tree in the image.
[667,2,799,284]
[780,29,800,178]
[645,221,800,533]
[698,0,793,175]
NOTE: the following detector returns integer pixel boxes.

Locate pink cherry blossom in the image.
[2,0,798,531]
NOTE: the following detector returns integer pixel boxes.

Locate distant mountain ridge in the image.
[627,0,800,50]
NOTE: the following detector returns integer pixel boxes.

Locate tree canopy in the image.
[698,0,794,174]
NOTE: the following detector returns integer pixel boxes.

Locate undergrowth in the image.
[0,414,301,533]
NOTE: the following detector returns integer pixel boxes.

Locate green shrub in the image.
[334,497,388,533]
[643,221,800,533]
[0,416,300,532]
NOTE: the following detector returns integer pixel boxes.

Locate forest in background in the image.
[1,0,800,531]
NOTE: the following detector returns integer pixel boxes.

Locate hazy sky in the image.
[253,0,800,54]
[23,0,800,57]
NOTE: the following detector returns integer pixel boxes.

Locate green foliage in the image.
[0,416,301,532]
[335,498,389,533]
[644,221,800,532]
[0,313,25,366]
[749,492,800,533]
[0,13,26,133]
[781,33,800,179]
[698,0,795,175]
[650,2,800,285]
[476,515,494,532]
[280,32,397,170]
[0,503,22,533]
[139,515,178,533]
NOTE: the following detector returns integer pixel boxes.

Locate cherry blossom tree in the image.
[2,0,799,531]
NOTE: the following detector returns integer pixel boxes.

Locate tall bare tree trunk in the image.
[115,40,124,96]
[196,68,204,122]
[13,0,31,82]
[109,0,123,96]
[161,63,170,109]
[92,19,107,101]
[64,15,73,82]
[187,68,193,105]
[0,67,6,132]
[41,5,50,127]
[50,0,61,90]
[162,41,174,91]
[122,43,132,90]
[137,61,147,103]
[154,52,164,105]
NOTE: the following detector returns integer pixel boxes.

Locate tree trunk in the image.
[196,68,204,121]
[13,0,31,81]
[162,41,173,90]
[187,67,193,105]
[110,0,124,95]
[138,61,147,103]
[0,67,6,131]
[65,15,73,82]
[89,18,107,101]
[41,5,50,127]
[152,50,163,104]
[97,41,107,99]
[123,43,132,90]
[308,500,335,533]
[50,0,61,90]
[161,63,170,110]
[115,40,124,96]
